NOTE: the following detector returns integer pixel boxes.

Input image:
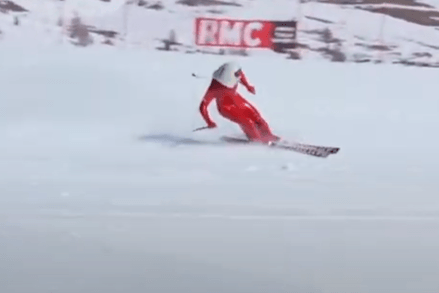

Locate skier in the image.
[198,61,280,144]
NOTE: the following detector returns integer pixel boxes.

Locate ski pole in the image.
[192,73,207,79]
[193,126,210,132]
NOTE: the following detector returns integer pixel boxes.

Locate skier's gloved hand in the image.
[247,85,255,94]
[207,121,217,128]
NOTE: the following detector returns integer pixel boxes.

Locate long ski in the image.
[220,136,339,158]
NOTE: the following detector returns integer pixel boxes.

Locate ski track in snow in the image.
[1,47,439,293]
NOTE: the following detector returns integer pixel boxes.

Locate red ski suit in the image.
[199,70,278,143]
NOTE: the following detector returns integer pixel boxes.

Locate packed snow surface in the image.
[1,46,439,293]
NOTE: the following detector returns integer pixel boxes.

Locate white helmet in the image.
[224,61,242,77]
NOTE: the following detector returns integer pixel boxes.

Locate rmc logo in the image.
[194,17,297,52]
[194,18,273,48]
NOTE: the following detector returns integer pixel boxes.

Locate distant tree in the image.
[169,29,177,44]
[159,29,178,51]
[289,50,301,60]
[68,14,93,46]
[148,1,164,10]
[331,43,346,62]
[321,28,333,49]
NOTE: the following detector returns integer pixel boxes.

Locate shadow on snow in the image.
[137,133,225,147]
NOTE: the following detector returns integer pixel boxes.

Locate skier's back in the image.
[199,61,279,144]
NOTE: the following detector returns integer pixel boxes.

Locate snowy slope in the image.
[2,0,439,64]
[1,46,439,293]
